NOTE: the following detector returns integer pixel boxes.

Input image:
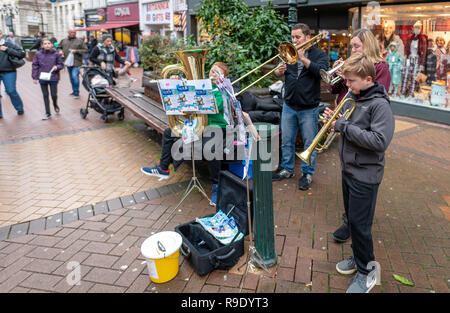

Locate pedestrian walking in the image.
[323,53,395,293]
[57,29,88,99]
[7,33,22,48]
[0,28,26,119]
[30,31,45,51]
[32,38,64,120]
[89,33,130,79]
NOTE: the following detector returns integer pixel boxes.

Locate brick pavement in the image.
[0,112,448,293]
[0,62,192,227]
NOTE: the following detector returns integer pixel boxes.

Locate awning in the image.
[76,22,138,31]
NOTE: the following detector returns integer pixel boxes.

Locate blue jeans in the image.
[67,66,80,96]
[280,103,318,175]
[0,71,24,117]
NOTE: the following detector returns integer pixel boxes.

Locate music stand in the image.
[173,137,211,211]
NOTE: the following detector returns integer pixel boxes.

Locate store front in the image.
[78,1,140,50]
[140,0,186,40]
[349,2,450,124]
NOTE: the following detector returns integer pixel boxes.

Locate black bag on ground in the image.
[175,170,253,276]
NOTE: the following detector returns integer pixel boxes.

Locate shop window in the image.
[350,3,450,110]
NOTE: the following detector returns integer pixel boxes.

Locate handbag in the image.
[39,68,54,81]
[8,55,25,69]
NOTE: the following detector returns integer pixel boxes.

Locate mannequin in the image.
[435,36,447,80]
[402,21,428,97]
[425,39,437,84]
[387,42,404,96]
[381,20,405,58]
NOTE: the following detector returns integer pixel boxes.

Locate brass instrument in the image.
[160,49,209,137]
[296,94,356,165]
[233,33,324,97]
[320,60,345,86]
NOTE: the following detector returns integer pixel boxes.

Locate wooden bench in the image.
[105,86,168,134]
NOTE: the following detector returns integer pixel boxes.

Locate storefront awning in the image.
[76,22,138,31]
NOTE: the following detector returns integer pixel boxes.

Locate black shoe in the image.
[298,173,312,190]
[54,105,60,113]
[272,168,294,181]
[17,110,24,115]
[42,114,51,120]
[333,214,350,243]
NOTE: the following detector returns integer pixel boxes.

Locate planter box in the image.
[391,99,450,126]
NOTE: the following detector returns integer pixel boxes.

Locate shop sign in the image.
[319,29,330,40]
[27,16,40,24]
[107,2,139,22]
[145,1,171,25]
[173,0,187,11]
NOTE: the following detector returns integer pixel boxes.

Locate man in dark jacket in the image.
[30,31,45,50]
[0,29,26,118]
[272,23,329,191]
[57,29,88,98]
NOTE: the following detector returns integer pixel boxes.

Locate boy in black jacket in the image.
[323,53,395,293]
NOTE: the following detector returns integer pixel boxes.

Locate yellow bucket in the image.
[141,231,182,283]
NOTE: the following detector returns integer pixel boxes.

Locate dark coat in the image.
[0,40,26,73]
[32,49,64,82]
[283,46,329,110]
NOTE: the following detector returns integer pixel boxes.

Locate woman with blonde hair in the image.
[330,28,391,244]
[329,28,391,106]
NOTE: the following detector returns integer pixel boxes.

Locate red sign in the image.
[107,2,139,22]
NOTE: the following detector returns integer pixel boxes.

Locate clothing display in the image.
[387,42,404,95]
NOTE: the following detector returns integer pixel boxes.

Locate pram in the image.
[80,66,125,123]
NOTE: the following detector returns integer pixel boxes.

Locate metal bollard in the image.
[252,123,278,268]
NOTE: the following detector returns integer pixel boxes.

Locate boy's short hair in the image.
[342,53,375,81]
[212,62,229,78]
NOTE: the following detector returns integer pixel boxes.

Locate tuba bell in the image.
[160,49,209,137]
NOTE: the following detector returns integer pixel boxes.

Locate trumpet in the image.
[296,93,356,165]
[320,60,345,86]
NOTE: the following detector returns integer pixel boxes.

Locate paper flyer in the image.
[157,79,183,115]
[193,79,218,114]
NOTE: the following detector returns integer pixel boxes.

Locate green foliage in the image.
[197,0,290,88]
[138,34,195,75]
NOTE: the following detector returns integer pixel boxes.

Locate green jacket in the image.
[207,85,228,128]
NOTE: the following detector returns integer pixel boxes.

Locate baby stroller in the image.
[80,66,125,123]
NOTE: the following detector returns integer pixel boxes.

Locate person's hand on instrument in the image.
[333,58,344,78]
[274,62,287,76]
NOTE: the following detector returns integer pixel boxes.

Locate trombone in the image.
[296,91,356,166]
[233,33,324,97]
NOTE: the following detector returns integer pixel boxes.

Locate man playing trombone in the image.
[272,23,329,191]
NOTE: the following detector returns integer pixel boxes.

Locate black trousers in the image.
[159,128,223,185]
[40,83,58,115]
[342,172,379,275]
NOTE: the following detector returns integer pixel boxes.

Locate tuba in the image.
[160,49,209,137]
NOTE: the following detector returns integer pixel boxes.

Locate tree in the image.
[197,0,290,87]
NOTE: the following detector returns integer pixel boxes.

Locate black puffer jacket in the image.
[0,40,26,73]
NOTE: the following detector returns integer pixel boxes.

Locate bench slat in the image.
[106,88,168,134]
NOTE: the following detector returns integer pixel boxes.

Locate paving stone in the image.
[133,191,148,204]
[144,189,160,201]
[77,205,94,220]
[9,223,29,239]
[93,202,108,215]
[157,185,171,197]
[62,209,79,225]
[29,219,46,235]
[0,226,11,241]
[46,213,63,229]
[120,195,136,207]
[107,198,123,211]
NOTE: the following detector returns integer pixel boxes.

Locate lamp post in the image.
[1,4,20,35]
[288,0,297,30]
